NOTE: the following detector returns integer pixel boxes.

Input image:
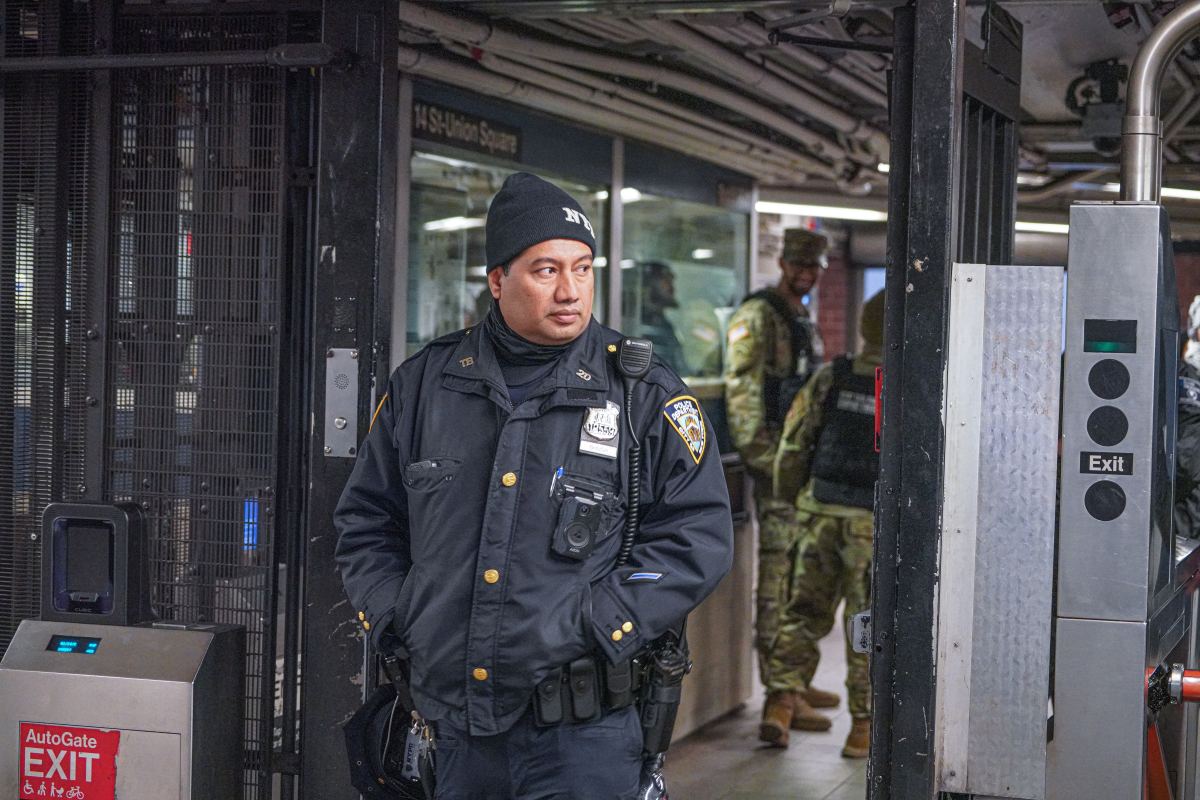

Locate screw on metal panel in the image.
[77,484,86,494]
[200,481,209,491]
[268,325,277,335]
[265,507,273,516]
[348,447,356,455]
[334,417,347,430]
[141,502,151,510]
[86,327,99,340]
[200,505,209,514]
[30,532,38,541]
[142,478,151,488]
[324,446,332,455]
[351,350,359,359]
[327,349,335,358]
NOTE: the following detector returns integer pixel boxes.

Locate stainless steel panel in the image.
[1046,617,1147,800]
[0,620,242,799]
[937,263,1061,798]
[324,347,360,458]
[1057,203,1169,622]
[0,620,212,681]
[968,264,1061,798]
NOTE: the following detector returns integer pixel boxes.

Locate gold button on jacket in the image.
[483,569,500,584]
[473,667,489,681]
[501,472,517,487]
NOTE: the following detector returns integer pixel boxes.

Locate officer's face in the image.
[489,238,594,345]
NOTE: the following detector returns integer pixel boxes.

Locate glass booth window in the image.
[407,153,608,357]
[621,191,748,379]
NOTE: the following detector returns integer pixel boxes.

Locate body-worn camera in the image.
[552,495,604,560]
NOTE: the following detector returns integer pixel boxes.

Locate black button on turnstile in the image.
[1088,359,1130,400]
[1084,480,1126,521]
[1087,406,1129,447]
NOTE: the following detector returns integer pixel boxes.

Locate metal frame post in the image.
[871,3,966,798]
[299,1,398,796]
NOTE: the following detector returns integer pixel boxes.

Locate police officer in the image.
[772,290,884,757]
[334,172,734,799]
[724,227,837,741]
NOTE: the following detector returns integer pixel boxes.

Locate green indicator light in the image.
[1085,340,1135,354]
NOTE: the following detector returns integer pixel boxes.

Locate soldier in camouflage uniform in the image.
[724,228,838,741]
[770,290,884,757]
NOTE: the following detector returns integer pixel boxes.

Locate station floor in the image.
[667,613,866,800]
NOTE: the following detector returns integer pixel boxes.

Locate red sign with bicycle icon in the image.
[19,722,119,800]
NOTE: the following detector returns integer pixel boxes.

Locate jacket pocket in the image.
[391,565,423,643]
[403,457,462,492]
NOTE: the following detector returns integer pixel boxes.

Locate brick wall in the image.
[816,244,854,358]
[1177,243,1200,328]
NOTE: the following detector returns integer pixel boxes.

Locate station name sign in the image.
[413,101,522,161]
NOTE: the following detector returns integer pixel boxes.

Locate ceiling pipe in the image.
[729,21,889,108]
[636,18,890,156]
[461,46,830,177]
[397,0,850,163]
[1122,0,1200,201]
[492,49,838,178]
[397,45,797,183]
[1017,167,1115,205]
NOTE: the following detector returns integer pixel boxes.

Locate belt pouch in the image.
[568,657,601,722]
[534,668,565,725]
[604,659,634,709]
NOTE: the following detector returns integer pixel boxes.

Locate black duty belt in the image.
[532,654,640,726]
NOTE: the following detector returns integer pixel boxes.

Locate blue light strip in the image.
[243,498,259,551]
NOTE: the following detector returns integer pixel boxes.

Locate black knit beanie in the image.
[485,172,597,271]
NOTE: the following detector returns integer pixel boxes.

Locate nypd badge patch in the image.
[580,401,621,458]
[663,395,706,464]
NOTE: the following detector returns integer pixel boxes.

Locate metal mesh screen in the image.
[0,1,95,656]
[107,13,287,796]
[0,7,290,798]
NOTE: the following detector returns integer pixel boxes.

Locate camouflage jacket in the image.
[775,351,881,518]
[723,290,820,481]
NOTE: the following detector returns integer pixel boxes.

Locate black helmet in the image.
[343,682,431,800]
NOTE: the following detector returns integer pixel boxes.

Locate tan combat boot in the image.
[789,692,833,732]
[800,686,841,709]
[842,717,871,758]
[759,691,794,747]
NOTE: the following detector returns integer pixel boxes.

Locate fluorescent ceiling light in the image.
[423,216,485,232]
[756,200,888,222]
[596,188,644,203]
[593,256,608,268]
[1017,173,1051,186]
[620,259,636,269]
[1015,220,1069,234]
[691,249,714,260]
[877,163,890,174]
[417,153,480,169]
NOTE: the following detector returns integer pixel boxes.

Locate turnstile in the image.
[0,619,244,800]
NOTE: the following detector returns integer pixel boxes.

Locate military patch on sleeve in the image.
[727,322,749,345]
[1182,376,1200,412]
[663,395,707,465]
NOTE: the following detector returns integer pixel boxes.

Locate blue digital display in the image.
[46,635,101,655]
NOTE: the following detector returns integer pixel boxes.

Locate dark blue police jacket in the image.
[334,319,734,736]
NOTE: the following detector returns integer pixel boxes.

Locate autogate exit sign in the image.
[19,722,119,800]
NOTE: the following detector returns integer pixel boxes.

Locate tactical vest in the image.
[810,356,879,509]
[744,289,818,426]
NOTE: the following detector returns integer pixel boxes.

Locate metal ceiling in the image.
[400,1,1200,218]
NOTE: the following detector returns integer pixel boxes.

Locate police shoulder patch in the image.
[663,395,706,465]
[1182,376,1200,412]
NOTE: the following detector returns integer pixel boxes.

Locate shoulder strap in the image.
[745,288,796,324]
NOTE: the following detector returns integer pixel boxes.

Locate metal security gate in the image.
[0,3,321,797]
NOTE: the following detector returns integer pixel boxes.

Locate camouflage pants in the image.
[766,505,874,719]
[754,486,826,690]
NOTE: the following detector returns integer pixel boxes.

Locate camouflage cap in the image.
[781,228,830,267]
[861,289,885,348]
